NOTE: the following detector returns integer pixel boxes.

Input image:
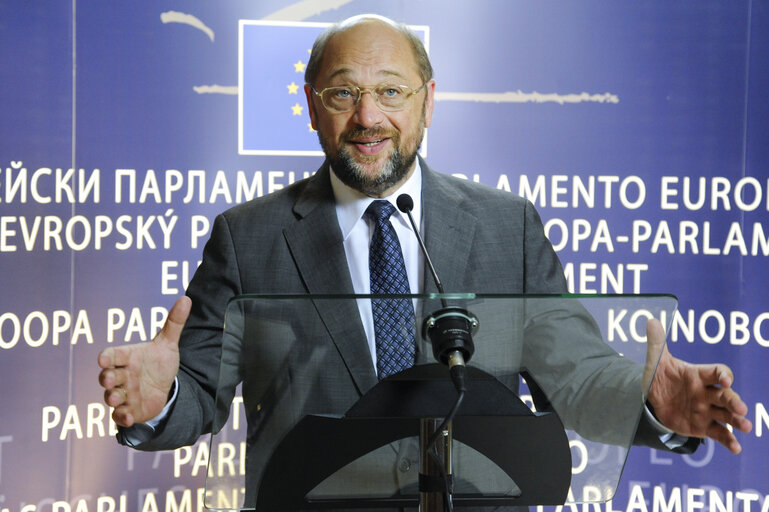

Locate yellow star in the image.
[287,82,299,94]
[293,60,306,73]
[307,123,316,132]
[291,103,303,116]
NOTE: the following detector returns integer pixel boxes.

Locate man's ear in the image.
[423,80,436,128]
[304,84,318,130]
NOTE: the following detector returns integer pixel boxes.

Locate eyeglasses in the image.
[310,81,428,113]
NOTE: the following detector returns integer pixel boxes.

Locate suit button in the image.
[398,459,412,473]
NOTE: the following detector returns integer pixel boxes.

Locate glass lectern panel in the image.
[204,294,676,510]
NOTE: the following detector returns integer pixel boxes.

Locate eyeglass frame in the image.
[309,81,429,114]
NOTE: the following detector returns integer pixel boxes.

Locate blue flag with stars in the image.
[239,20,327,155]
[238,20,428,156]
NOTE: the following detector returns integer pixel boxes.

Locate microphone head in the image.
[396,193,414,213]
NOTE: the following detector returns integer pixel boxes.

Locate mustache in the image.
[342,127,398,141]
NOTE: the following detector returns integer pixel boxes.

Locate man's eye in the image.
[380,87,402,97]
[332,88,353,98]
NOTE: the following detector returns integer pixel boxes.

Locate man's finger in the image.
[705,404,745,427]
[697,363,734,388]
[706,422,742,454]
[713,388,749,417]
[715,390,750,423]
[98,368,128,389]
[155,296,191,347]
[105,387,128,408]
[98,346,132,369]
[112,405,135,428]
[730,414,753,434]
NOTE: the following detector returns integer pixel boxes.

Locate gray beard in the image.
[318,133,419,197]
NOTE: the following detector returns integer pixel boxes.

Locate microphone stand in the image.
[397,194,479,512]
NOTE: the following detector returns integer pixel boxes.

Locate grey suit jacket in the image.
[130,159,686,508]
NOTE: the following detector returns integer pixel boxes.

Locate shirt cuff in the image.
[644,402,689,450]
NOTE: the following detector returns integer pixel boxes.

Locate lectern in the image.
[204,294,676,511]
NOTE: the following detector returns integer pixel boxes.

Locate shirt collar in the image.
[330,159,423,240]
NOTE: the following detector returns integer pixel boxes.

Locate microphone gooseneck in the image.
[395,193,477,368]
[396,194,446,301]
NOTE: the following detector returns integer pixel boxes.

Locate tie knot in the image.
[365,200,396,224]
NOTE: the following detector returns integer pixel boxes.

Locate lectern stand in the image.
[204,294,676,511]
[256,364,570,510]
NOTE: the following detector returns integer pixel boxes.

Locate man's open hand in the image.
[644,318,752,454]
[97,296,191,427]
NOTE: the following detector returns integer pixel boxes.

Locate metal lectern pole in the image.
[419,418,453,512]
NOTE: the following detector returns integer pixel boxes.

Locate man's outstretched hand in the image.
[97,296,191,427]
[644,318,752,454]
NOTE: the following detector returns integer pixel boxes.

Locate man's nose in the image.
[352,90,385,128]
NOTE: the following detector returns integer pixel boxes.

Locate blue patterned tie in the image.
[365,200,416,379]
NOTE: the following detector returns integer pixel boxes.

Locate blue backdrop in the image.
[1,1,767,510]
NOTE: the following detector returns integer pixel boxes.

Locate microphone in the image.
[396,194,477,372]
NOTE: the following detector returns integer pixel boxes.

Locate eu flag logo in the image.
[238,20,429,156]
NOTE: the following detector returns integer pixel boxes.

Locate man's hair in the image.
[304,14,433,86]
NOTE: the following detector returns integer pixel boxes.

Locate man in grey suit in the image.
[97,12,752,505]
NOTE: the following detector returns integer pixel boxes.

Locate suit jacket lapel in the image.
[421,159,479,294]
[282,164,378,395]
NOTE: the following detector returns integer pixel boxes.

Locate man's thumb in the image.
[642,318,667,396]
[155,296,192,347]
